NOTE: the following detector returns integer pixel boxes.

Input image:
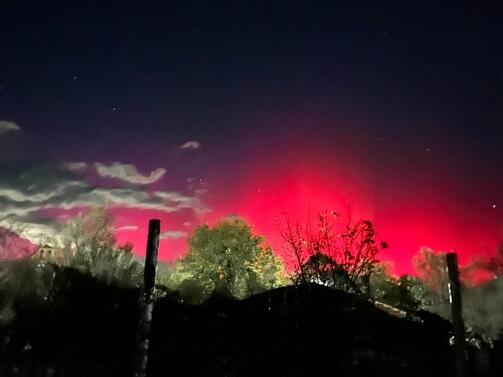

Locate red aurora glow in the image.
[116,132,501,276]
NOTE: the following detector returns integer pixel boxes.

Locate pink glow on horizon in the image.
[36,150,501,276]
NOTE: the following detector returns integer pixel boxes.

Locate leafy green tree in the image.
[169,217,287,303]
[70,242,142,286]
[412,247,452,317]
[367,262,398,300]
[398,275,438,310]
[62,207,116,252]
[411,247,503,342]
[155,262,176,287]
[413,247,449,295]
[365,263,427,311]
[60,208,142,286]
[462,276,503,343]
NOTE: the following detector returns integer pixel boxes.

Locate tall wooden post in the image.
[446,253,466,377]
[134,219,160,377]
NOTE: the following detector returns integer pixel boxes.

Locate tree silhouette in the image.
[278,210,387,291]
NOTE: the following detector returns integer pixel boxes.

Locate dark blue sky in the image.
[1,1,503,271]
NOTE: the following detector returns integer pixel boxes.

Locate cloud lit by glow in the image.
[160,230,188,240]
[0,121,21,137]
[95,161,166,185]
[180,141,201,150]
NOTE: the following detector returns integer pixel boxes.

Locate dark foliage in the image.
[0,265,139,376]
[0,268,501,377]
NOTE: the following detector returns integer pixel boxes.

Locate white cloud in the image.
[0,181,86,204]
[116,225,139,232]
[153,191,195,205]
[0,163,209,245]
[54,187,198,213]
[160,230,188,240]
[62,162,88,172]
[0,215,63,246]
[95,162,166,185]
[0,121,21,137]
[180,140,200,150]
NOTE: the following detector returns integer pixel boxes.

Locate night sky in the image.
[1,1,503,273]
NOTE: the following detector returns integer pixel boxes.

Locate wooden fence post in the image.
[134,219,160,377]
[446,252,466,377]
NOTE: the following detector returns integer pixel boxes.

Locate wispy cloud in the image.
[95,162,166,185]
[160,230,188,240]
[61,161,88,173]
[0,121,21,137]
[0,163,209,244]
[180,140,200,150]
[116,225,139,232]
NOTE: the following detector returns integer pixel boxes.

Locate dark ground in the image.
[0,266,501,376]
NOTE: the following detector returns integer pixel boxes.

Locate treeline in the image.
[1,207,502,344]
